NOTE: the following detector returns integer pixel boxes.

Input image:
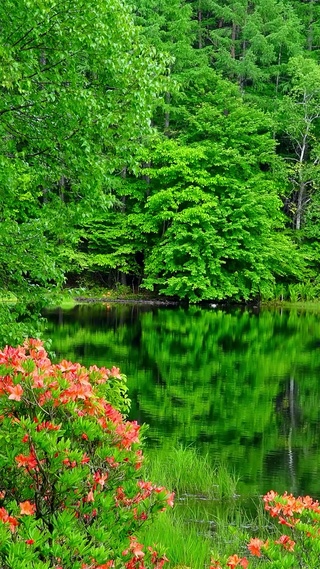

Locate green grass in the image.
[138,505,213,569]
[138,446,276,569]
[45,285,156,308]
[138,446,244,568]
[143,445,238,500]
[54,297,77,310]
[262,300,320,311]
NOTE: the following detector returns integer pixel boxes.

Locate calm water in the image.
[44,303,320,498]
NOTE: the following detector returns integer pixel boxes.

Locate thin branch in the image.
[0,98,48,116]
[23,51,81,79]
[25,146,53,158]
[11,26,35,48]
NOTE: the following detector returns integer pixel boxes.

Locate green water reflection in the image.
[44,304,320,498]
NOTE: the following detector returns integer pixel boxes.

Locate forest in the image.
[1,0,320,305]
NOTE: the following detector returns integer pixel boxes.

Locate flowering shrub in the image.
[211,490,320,568]
[0,339,173,569]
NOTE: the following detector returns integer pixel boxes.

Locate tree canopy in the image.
[2,0,320,304]
[0,0,166,297]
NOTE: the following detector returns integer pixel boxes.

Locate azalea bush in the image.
[211,490,320,568]
[0,339,173,569]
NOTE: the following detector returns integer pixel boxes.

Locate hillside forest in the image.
[2,0,320,305]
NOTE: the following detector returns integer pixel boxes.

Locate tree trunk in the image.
[231,23,237,59]
[59,175,66,202]
[307,0,315,51]
[142,162,151,198]
[275,46,282,96]
[119,271,127,286]
[164,92,171,132]
[198,6,202,49]
[294,108,310,230]
[295,181,306,230]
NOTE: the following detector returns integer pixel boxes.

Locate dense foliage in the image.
[0,0,166,299]
[212,490,320,568]
[0,339,173,569]
[2,0,320,302]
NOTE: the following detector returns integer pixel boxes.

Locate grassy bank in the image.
[143,446,238,501]
[45,285,163,309]
[47,286,320,311]
[262,300,320,312]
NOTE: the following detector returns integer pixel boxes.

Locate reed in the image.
[139,446,276,568]
[143,445,238,500]
[138,446,243,568]
[138,505,213,569]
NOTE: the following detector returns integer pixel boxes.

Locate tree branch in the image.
[0,98,48,116]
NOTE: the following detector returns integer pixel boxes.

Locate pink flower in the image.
[7,384,23,401]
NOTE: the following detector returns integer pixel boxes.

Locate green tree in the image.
[195,0,302,95]
[277,56,320,231]
[75,0,198,288]
[0,0,166,297]
[139,70,299,301]
[292,0,320,53]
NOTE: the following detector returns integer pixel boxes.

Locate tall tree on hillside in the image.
[78,0,303,300]
[135,70,300,301]
[202,0,302,95]
[278,56,320,231]
[0,0,166,297]
[74,0,205,288]
[292,0,320,53]
[126,0,205,133]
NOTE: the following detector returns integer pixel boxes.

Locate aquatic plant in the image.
[138,506,212,569]
[139,446,240,569]
[143,446,238,500]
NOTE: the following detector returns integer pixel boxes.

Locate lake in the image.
[44,303,320,499]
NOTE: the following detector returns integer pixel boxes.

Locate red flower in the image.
[36,421,60,432]
[7,516,19,532]
[94,471,108,488]
[275,535,295,552]
[248,538,266,557]
[0,508,19,532]
[115,421,140,449]
[86,490,95,503]
[263,490,278,503]
[15,452,37,470]
[20,501,36,516]
[110,366,121,379]
[123,536,145,559]
[166,492,174,508]
[227,555,248,568]
[278,516,296,527]
[81,453,90,464]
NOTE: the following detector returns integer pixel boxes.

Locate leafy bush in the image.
[211,490,320,568]
[0,339,173,569]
